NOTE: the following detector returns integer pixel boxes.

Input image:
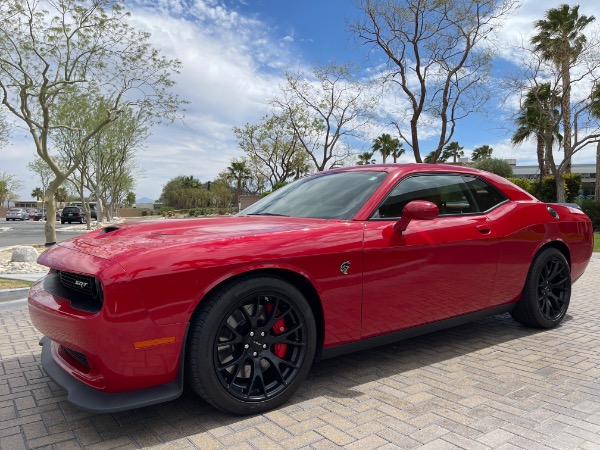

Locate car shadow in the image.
[2,312,558,445]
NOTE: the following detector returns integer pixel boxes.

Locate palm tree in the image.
[55,187,68,205]
[512,83,561,185]
[390,143,405,163]
[357,151,375,165]
[372,133,401,164]
[471,145,493,161]
[31,187,43,201]
[443,141,464,163]
[424,150,447,163]
[227,160,251,209]
[126,191,136,207]
[531,4,595,177]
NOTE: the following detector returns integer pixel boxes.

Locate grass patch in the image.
[595,233,600,253]
[0,277,33,289]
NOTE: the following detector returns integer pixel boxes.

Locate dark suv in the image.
[60,206,84,224]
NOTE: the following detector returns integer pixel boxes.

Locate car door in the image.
[361,173,500,339]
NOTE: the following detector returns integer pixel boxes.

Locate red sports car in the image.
[28,164,594,415]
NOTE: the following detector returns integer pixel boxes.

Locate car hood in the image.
[55,215,347,262]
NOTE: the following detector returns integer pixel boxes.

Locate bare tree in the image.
[0,0,183,244]
[274,63,377,171]
[351,0,516,163]
[234,112,310,190]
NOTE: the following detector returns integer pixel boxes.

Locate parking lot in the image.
[1,256,599,449]
[0,220,86,247]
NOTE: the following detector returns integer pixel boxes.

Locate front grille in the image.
[59,271,97,297]
[62,346,90,368]
[43,270,104,313]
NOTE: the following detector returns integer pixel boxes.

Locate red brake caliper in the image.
[266,303,287,358]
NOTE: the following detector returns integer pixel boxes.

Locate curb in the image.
[0,287,30,302]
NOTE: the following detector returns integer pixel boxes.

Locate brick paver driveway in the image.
[1,257,599,449]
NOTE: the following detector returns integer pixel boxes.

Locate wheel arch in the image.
[189,268,326,361]
[536,239,571,268]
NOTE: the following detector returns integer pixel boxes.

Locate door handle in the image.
[476,224,491,234]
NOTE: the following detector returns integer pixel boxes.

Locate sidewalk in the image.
[0,258,599,448]
[0,273,46,302]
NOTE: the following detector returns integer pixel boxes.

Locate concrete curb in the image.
[0,287,30,302]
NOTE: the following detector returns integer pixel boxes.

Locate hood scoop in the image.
[98,225,121,235]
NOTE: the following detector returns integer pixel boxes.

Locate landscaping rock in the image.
[11,246,38,263]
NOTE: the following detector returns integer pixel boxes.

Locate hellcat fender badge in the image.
[340,261,351,275]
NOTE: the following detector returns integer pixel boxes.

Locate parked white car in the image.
[5,208,29,221]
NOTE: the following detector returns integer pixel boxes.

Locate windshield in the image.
[241,171,388,219]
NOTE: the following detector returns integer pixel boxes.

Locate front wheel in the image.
[186,276,316,415]
[510,248,571,329]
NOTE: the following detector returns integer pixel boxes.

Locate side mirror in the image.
[393,200,439,232]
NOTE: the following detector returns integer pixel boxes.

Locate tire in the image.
[510,248,571,329]
[61,220,65,224]
[186,276,317,415]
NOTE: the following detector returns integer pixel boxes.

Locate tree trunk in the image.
[556,172,566,203]
[561,60,572,175]
[44,179,62,245]
[536,134,545,177]
[594,142,600,202]
[543,139,552,177]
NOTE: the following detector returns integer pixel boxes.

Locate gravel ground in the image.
[0,246,47,274]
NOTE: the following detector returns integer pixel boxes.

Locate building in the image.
[511,163,597,198]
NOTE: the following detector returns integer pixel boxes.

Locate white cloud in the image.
[2,0,299,202]
[2,0,599,203]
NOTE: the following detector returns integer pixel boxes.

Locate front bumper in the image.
[39,336,183,413]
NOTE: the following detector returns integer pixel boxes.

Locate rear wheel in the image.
[186,276,316,415]
[510,248,571,328]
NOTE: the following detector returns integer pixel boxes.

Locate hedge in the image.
[507,174,582,203]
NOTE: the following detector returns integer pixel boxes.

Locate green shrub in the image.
[577,199,600,231]
[529,174,582,203]
[507,177,532,193]
[141,210,148,216]
[564,173,582,202]
[473,158,513,178]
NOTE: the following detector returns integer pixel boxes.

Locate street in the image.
[0,220,86,247]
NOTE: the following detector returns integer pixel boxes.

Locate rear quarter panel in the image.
[487,201,593,306]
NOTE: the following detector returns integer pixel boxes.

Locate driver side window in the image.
[373,174,475,219]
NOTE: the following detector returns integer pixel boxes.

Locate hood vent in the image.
[99,226,120,235]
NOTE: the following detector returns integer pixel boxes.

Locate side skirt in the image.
[321,304,515,360]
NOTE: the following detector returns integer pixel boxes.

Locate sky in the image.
[2,0,600,203]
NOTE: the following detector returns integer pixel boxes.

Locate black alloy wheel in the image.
[510,248,571,328]
[186,276,316,415]
[536,255,570,320]
[214,293,307,402]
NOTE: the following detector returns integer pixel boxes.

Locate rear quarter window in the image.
[462,176,508,212]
